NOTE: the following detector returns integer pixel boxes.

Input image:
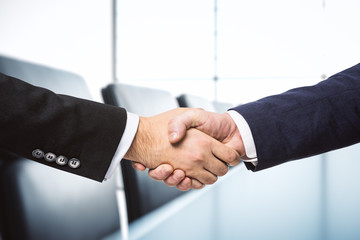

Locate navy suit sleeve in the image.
[231,63,360,171]
[0,73,127,181]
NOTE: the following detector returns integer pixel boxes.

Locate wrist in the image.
[125,116,167,169]
[124,117,149,163]
[223,112,246,157]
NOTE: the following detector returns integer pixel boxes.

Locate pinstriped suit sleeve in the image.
[231,63,360,171]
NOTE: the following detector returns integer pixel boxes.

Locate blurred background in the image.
[0,0,360,239]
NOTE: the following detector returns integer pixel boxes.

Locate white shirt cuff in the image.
[227,110,258,166]
[104,112,139,181]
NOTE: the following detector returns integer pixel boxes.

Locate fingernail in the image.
[169,132,178,141]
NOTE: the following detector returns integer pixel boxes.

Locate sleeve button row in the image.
[32,149,80,169]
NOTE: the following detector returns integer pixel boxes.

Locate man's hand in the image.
[134,108,245,191]
[131,162,204,190]
[125,108,240,185]
[168,108,244,156]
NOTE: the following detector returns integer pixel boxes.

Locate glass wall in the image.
[116,0,360,104]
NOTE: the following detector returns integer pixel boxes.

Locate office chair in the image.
[177,93,235,114]
[102,84,185,222]
[212,101,233,113]
[177,93,217,112]
[0,56,121,240]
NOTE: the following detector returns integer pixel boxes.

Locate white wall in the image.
[0,0,112,102]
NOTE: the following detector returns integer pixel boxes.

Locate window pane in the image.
[218,0,324,79]
[116,0,214,81]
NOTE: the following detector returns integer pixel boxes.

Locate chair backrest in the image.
[102,83,184,222]
[177,94,235,114]
[0,56,120,240]
[177,93,217,112]
[212,101,233,113]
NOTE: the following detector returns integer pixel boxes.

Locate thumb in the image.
[168,116,188,144]
[168,108,204,144]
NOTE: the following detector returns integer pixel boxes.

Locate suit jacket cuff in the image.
[227,110,258,166]
[104,112,139,180]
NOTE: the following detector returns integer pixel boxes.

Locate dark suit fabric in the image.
[0,73,127,181]
[232,63,360,171]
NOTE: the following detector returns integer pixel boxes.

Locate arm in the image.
[0,73,239,184]
[146,63,360,189]
[232,63,360,171]
[0,73,126,181]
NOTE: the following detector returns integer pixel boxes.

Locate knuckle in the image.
[195,107,205,112]
[164,178,176,186]
[231,159,240,167]
[218,166,229,176]
[191,179,204,189]
[192,153,205,163]
[193,184,205,190]
[148,171,161,181]
[226,151,238,164]
[173,170,185,181]
[192,107,204,113]
[177,179,191,191]
[178,185,190,191]
[207,176,218,185]
[168,118,176,126]
[181,162,192,172]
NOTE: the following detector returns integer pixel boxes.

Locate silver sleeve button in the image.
[44,152,57,162]
[68,158,81,169]
[56,155,68,166]
[32,149,44,159]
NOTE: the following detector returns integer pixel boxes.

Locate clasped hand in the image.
[124,108,244,191]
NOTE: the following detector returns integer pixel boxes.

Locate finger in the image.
[164,169,186,186]
[189,170,218,185]
[176,177,192,191]
[204,155,230,177]
[199,137,230,176]
[229,158,241,167]
[168,108,204,144]
[191,179,205,190]
[148,164,174,181]
[131,161,146,171]
[211,139,241,167]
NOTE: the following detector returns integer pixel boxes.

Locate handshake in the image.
[124,108,245,191]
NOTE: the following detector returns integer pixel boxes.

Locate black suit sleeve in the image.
[0,73,127,182]
[231,63,360,171]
